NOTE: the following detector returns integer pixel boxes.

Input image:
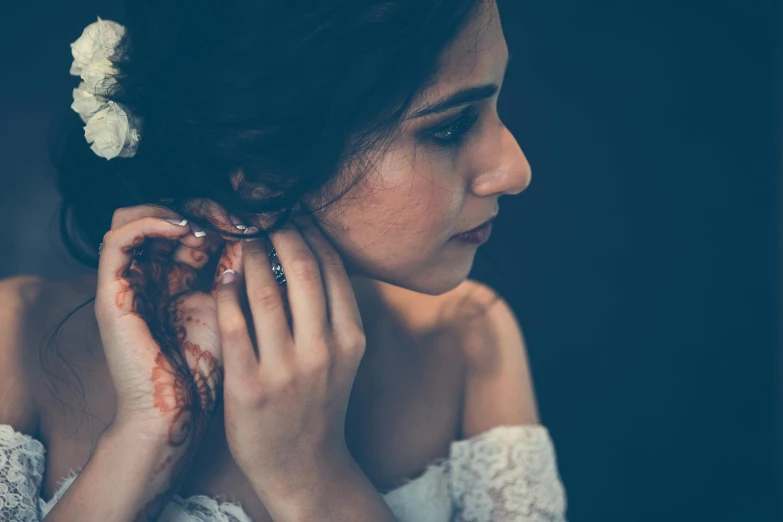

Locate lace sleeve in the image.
[0,424,45,522]
[448,425,568,522]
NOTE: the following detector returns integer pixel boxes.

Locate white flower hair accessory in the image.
[69,16,141,160]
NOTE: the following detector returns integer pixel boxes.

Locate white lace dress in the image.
[0,423,567,522]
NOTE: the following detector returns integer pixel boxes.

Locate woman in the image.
[0,0,568,520]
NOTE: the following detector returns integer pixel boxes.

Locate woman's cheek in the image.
[306,143,465,272]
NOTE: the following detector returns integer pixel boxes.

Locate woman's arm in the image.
[43,422,187,522]
[0,277,192,522]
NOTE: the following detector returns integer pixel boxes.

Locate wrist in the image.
[101,420,172,456]
[109,407,202,449]
[245,446,355,499]
[45,421,186,521]
[101,416,199,490]
[248,455,372,520]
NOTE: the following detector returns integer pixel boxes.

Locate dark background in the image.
[1,1,780,521]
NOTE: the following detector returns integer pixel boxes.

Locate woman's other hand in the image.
[215,214,367,503]
[95,205,237,451]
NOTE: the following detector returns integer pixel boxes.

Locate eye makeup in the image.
[422,106,481,149]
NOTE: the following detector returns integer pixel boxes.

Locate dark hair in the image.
[43,0,502,453]
[50,0,490,267]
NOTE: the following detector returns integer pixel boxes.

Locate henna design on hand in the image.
[149,341,223,445]
[118,234,224,450]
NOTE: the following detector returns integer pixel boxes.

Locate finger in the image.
[145,229,209,298]
[293,216,364,344]
[263,223,330,345]
[242,228,293,366]
[152,234,211,297]
[111,205,205,249]
[176,217,247,293]
[212,241,244,294]
[215,267,257,381]
[96,216,192,320]
[168,211,246,295]
[211,240,257,358]
[172,244,210,270]
[110,204,179,228]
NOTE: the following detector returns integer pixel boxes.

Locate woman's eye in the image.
[428,108,480,148]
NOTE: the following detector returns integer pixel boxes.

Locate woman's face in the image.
[308,2,530,296]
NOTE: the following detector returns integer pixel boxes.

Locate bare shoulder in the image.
[437,279,541,439]
[0,273,109,437]
[0,275,47,436]
[436,278,514,349]
[437,279,504,328]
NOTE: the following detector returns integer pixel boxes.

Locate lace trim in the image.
[0,423,567,522]
[450,425,568,522]
[166,495,254,522]
[0,424,45,522]
[381,459,453,521]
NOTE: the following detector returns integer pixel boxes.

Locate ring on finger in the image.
[268,246,286,286]
[244,227,287,286]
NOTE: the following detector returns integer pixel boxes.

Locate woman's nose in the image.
[471,124,532,197]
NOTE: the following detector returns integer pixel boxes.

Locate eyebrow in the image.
[407,49,512,120]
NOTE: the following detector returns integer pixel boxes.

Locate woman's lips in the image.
[451,217,495,245]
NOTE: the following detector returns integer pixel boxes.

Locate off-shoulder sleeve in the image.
[0,424,45,522]
[448,424,568,522]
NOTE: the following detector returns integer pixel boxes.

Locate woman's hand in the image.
[95,205,235,450]
[215,214,367,502]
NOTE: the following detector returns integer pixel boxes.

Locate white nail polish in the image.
[166,218,188,226]
[191,223,207,238]
[229,214,247,230]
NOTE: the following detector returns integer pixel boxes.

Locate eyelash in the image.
[427,108,481,148]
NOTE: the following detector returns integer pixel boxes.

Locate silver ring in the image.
[98,241,103,256]
[268,247,286,285]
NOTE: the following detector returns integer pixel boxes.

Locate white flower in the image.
[83,101,139,160]
[71,82,105,123]
[69,16,140,160]
[69,17,124,85]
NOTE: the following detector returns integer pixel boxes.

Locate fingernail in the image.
[229,214,247,230]
[243,226,259,242]
[192,224,207,238]
[167,218,188,226]
[221,269,236,284]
